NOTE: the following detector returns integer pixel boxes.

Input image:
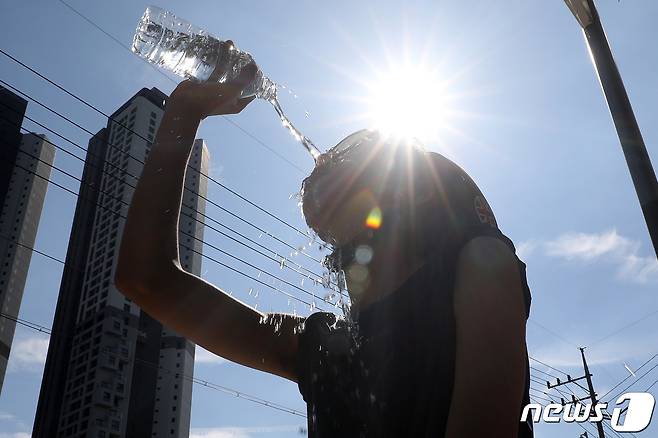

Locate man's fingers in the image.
[233,62,258,88]
[224,62,258,96]
[217,95,256,115]
[233,95,257,113]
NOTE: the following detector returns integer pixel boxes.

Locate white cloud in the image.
[0,433,31,438]
[544,229,632,261]
[519,229,658,283]
[190,427,250,438]
[516,240,538,259]
[0,412,16,421]
[195,347,228,365]
[190,425,303,438]
[7,336,49,372]
[0,410,28,433]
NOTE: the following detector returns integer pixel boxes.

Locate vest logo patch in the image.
[474,196,497,228]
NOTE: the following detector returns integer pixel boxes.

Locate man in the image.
[116,64,533,437]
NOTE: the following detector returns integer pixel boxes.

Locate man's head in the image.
[301,130,437,269]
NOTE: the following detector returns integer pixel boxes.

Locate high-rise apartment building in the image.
[0,86,28,202]
[0,131,55,393]
[34,87,208,438]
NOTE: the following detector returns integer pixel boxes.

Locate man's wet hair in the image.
[300,130,432,270]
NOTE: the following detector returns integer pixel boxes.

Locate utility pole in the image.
[580,347,607,438]
[546,347,606,438]
[563,0,658,259]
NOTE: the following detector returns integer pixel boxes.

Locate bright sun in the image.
[366,65,450,142]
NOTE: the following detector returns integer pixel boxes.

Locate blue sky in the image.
[1,0,657,437]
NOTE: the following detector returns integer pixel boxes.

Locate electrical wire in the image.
[0,47,314,240]
[530,367,560,381]
[10,141,333,305]
[56,0,308,175]
[0,156,323,310]
[529,319,580,348]
[0,102,330,288]
[588,308,658,348]
[528,389,555,405]
[0,311,306,417]
[0,78,325,266]
[529,356,571,377]
[605,360,658,405]
[602,419,632,438]
[530,376,551,388]
[598,353,658,402]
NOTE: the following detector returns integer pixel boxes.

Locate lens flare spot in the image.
[365,207,382,229]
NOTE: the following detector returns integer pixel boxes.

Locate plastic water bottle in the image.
[132,6,277,101]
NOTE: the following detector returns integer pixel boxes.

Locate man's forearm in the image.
[117,99,201,291]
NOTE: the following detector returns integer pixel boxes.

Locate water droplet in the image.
[248,288,253,296]
[321,272,331,289]
[279,258,285,269]
[305,111,310,118]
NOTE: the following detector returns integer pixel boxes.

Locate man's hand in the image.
[169,60,257,120]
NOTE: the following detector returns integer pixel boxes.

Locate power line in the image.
[6,155,330,309]
[530,366,560,380]
[0,47,313,241]
[605,359,658,405]
[528,390,601,438]
[588,308,658,348]
[528,388,556,404]
[0,312,52,336]
[529,318,579,348]
[16,144,326,305]
[0,96,328,282]
[529,355,594,397]
[530,376,548,386]
[56,0,308,175]
[0,156,325,311]
[599,353,658,402]
[0,77,324,267]
[601,419,630,438]
[529,355,571,377]
[0,312,306,417]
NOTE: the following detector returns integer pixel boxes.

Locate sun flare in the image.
[366,65,450,142]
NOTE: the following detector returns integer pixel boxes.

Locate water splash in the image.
[268,97,322,161]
